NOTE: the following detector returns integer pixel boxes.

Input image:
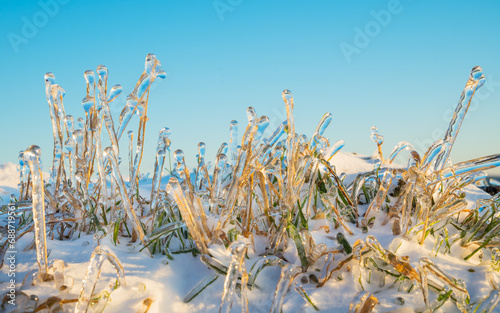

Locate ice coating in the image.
[117,53,166,141]
[74,245,126,313]
[82,70,95,114]
[150,127,171,214]
[268,121,287,147]
[348,291,378,313]
[195,142,208,190]
[270,264,296,313]
[96,64,120,157]
[362,170,395,227]
[45,74,67,195]
[104,147,150,254]
[370,126,384,161]
[166,176,209,255]
[387,141,414,164]
[16,58,500,312]
[229,120,239,167]
[433,66,486,171]
[219,241,248,313]
[127,130,134,180]
[24,145,48,280]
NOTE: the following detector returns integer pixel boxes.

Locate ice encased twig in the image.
[219,241,248,313]
[75,245,126,313]
[24,145,49,281]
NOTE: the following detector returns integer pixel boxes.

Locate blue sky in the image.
[1,0,499,176]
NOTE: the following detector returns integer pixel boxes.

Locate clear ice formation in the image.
[23,145,48,280]
[432,66,486,171]
[150,127,171,214]
[219,241,248,313]
[270,264,297,313]
[75,245,126,313]
[45,73,67,195]
[348,291,378,313]
[14,56,500,313]
[166,176,210,255]
[370,126,384,161]
[104,147,149,254]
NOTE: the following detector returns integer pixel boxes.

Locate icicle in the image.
[128,130,134,181]
[91,112,109,210]
[309,113,332,148]
[103,147,150,254]
[267,121,286,147]
[270,264,296,313]
[219,241,248,313]
[431,153,500,185]
[370,126,384,161]
[283,89,298,210]
[76,117,85,131]
[150,127,171,213]
[325,140,344,161]
[229,120,239,167]
[166,177,209,254]
[45,78,67,194]
[362,170,394,228]
[195,142,207,190]
[117,98,136,141]
[253,116,270,146]
[314,113,333,137]
[64,137,76,188]
[24,145,49,281]
[213,153,228,199]
[74,245,126,313]
[387,141,414,164]
[433,66,486,171]
[18,151,26,200]
[96,66,121,158]
[117,53,166,140]
[82,70,96,114]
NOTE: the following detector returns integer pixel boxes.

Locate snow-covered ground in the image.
[0,152,497,313]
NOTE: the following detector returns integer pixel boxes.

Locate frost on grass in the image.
[1,55,500,313]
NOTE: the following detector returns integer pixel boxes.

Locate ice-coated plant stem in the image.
[270,264,296,313]
[24,145,48,280]
[75,245,126,313]
[220,241,248,313]
[150,127,171,218]
[433,66,486,171]
[104,147,150,255]
[45,73,67,195]
[229,120,238,167]
[96,65,122,158]
[125,54,166,193]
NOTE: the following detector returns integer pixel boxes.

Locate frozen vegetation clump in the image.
[1,55,500,312]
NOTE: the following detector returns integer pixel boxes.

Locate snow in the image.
[0,163,18,189]
[0,153,498,313]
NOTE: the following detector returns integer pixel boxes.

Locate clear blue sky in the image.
[1,0,499,176]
